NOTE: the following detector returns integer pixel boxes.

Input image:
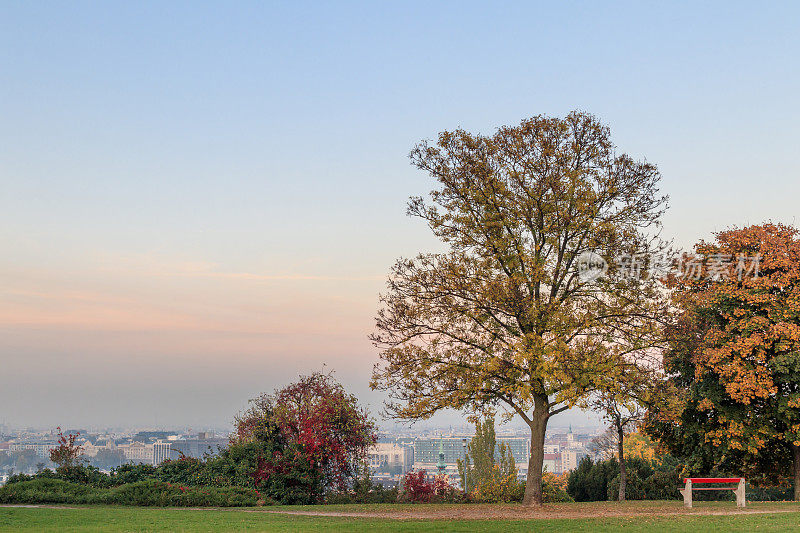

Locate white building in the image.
[543,453,559,473]
[368,443,413,474]
[118,441,154,464]
[153,441,172,465]
[9,443,57,458]
[561,450,578,472]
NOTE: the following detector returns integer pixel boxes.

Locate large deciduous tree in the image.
[371,111,669,505]
[646,223,800,500]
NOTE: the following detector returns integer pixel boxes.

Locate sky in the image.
[1,1,799,430]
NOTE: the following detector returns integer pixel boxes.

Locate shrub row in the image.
[0,478,261,507]
[567,456,683,501]
[565,455,794,502]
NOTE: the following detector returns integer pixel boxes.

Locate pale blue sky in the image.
[1,1,798,429]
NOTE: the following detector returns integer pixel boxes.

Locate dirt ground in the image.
[262,501,800,520]
[4,501,800,521]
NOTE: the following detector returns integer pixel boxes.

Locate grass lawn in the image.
[2,502,800,532]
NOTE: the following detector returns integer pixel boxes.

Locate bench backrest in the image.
[684,478,742,483]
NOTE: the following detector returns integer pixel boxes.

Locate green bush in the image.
[542,476,574,503]
[7,464,121,488]
[110,463,158,485]
[55,465,111,487]
[746,484,793,501]
[154,458,210,486]
[0,478,259,507]
[105,480,258,507]
[3,449,323,506]
[640,456,682,500]
[607,457,654,500]
[0,478,103,504]
[568,457,620,501]
[4,472,33,484]
[568,455,684,501]
[325,481,400,504]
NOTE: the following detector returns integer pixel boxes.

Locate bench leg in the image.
[680,480,692,508]
[735,479,746,508]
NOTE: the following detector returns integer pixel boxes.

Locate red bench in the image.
[679,477,745,508]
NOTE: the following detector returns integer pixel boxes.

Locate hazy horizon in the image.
[2,2,799,429]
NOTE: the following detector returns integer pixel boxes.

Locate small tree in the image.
[593,397,645,501]
[567,456,619,501]
[272,372,378,491]
[587,365,660,501]
[457,418,518,502]
[234,372,377,496]
[588,428,618,460]
[401,469,449,502]
[49,427,83,469]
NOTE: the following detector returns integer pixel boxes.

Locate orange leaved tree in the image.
[647,223,800,499]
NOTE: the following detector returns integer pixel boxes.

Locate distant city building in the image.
[561,450,579,472]
[133,431,176,442]
[152,435,228,465]
[153,441,172,465]
[535,426,592,474]
[543,452,559,473]
[414,437,467,464]
[119,441,154,464]
[367,442,413,474]
[170,437,227,460]
[498,437,530,466]
[415,436,530,467]
[407,426,593,476]
[9,442,57,458]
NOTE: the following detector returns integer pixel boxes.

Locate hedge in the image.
[0,478,261,507]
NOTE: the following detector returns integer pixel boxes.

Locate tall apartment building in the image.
[561,450,579,472]
[414,437,530,467]
[414,437,467,465]
[153,441,172,465]
[498,437,530,466]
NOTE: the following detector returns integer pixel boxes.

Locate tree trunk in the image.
[793,444,800,502]
[522,401,549,506]
[617,423,626,502]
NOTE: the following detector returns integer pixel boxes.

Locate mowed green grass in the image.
[2,503,800,532]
